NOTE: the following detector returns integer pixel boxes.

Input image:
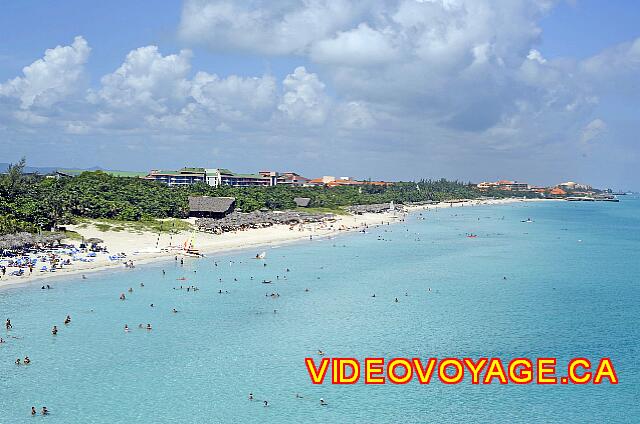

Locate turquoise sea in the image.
[1,198,639,423]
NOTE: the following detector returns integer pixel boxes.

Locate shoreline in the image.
[0,197,551,290]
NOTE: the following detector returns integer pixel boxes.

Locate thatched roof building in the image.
[294,197,311,207]
[188,196,236,219]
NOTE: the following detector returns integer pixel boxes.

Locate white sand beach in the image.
[0,198,546,288]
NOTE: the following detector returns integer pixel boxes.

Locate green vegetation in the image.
[0,158,500,234]
[78,217,192,234]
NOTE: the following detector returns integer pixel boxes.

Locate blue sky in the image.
[0,0,638,189]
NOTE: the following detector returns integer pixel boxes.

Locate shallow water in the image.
[1,198,639,423]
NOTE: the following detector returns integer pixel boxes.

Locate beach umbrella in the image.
[86,237,104,244]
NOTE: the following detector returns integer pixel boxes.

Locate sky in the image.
[0,0,638,189]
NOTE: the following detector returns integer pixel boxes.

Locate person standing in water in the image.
[51,325,58,335]
[6,318,12,330]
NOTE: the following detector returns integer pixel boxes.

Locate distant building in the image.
[558,181,592,191]
[188,196,236,218]
[145,168,206,186]
[477,180,528,191]
[280,172,310,186]
[549,187,567,196]
[206,168,270,187]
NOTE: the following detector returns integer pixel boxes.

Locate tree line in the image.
[0,159,501,234]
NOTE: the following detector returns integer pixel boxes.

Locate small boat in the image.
[261,280,272,284]
[521,218,534,223]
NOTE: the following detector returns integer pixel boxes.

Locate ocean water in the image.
[1,198,639,423]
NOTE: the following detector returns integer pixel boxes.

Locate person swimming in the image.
[172,308,178,313]
[248,393,254,400]
[395,297,399,303]
[263,400,269,407]
[64,315,71,325]
[119,293,126,300]
[24,356,31,365]
[42,407,49,415]
[140,282,145,287]
[6,318,12,330]
[320,398,328,406]
[317,350,325,356]
[124,324,130,332]
[31,407,36,416]
[146,324,152,330]
[15,358,21,365]
[128,287,133,293]
[51,325,58,335]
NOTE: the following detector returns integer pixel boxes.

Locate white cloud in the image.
[310,23,398,66]
[527,49,547,64]
[93,46,192,114]
[0,36,90,109]
[190,71,277,121]
[580,118,607,144]
[178,0,364,55]
[278,66,329,125]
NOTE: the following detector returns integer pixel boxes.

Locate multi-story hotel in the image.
[144,168,207,186]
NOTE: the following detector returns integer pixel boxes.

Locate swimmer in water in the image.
[395,297,399,303]
[146,324,152,330]
[263,400,269,407]
[296,393,303,399]
[320,398,328,406]
[318,350,325,356]
[64,315,71,325]
[51,325,58,335]
[42,407,49,415]
[124,324,130,332]
[24,356,31,365]
[128,287,133,293]
[31,407,36,416]
[15,358,21,365]
[172,308,178,313]
[140,282,145,287]
[6,318,12,330]
[119,293,126,300]
[248,393,254,400]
